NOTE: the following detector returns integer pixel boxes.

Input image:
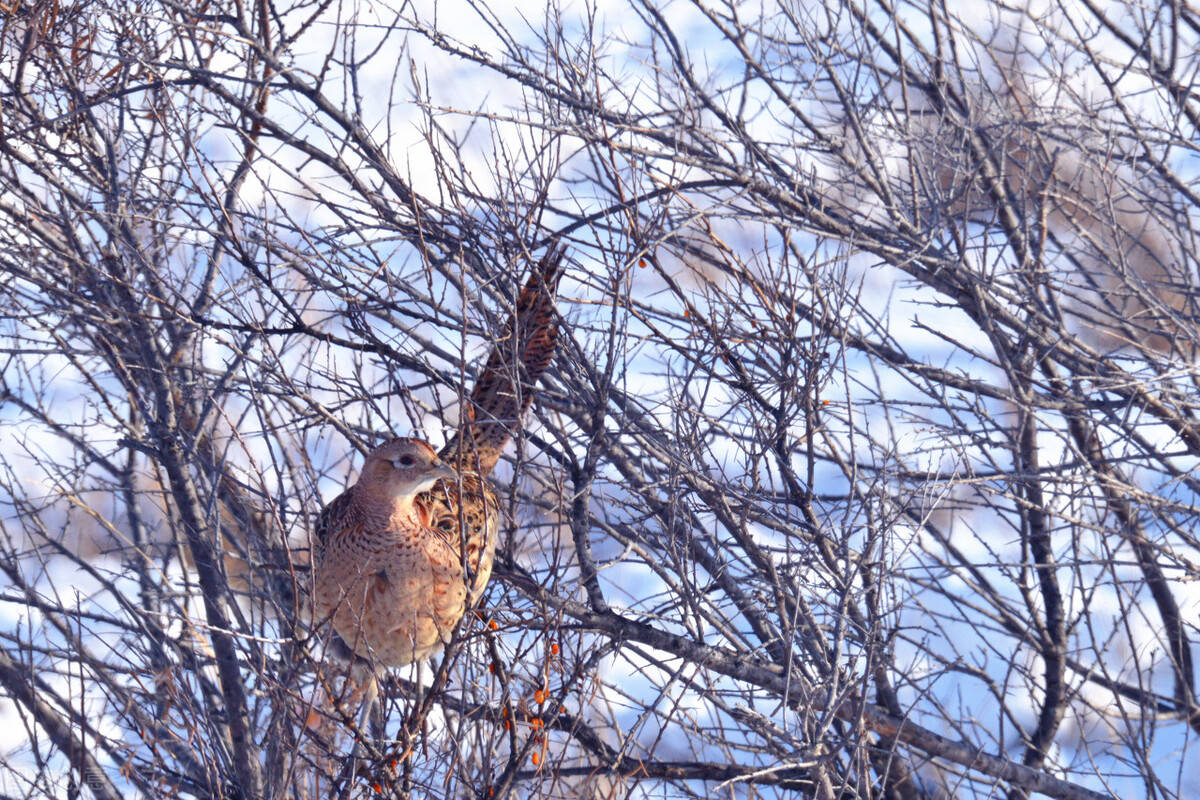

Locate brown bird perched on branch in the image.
[310,246,564,722]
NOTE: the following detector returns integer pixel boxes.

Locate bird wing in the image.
[314,489,355,545]
[417,472,499,603]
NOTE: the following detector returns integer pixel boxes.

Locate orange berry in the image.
[489,620,499,631]
[550,642,559,655]
[531,752,540,766]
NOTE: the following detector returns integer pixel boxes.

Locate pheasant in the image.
[310,247,563,713]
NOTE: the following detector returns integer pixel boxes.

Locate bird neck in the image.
[353,482,427,529]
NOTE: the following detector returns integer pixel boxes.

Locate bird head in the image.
[360,438,456,499]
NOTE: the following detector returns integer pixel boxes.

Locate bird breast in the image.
[313,479,498,665]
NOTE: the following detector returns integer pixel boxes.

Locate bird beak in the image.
[430,461,456,482]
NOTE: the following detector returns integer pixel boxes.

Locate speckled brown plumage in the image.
[312,246,563,668]
[441,246,564,476]
[312,440,496,664]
